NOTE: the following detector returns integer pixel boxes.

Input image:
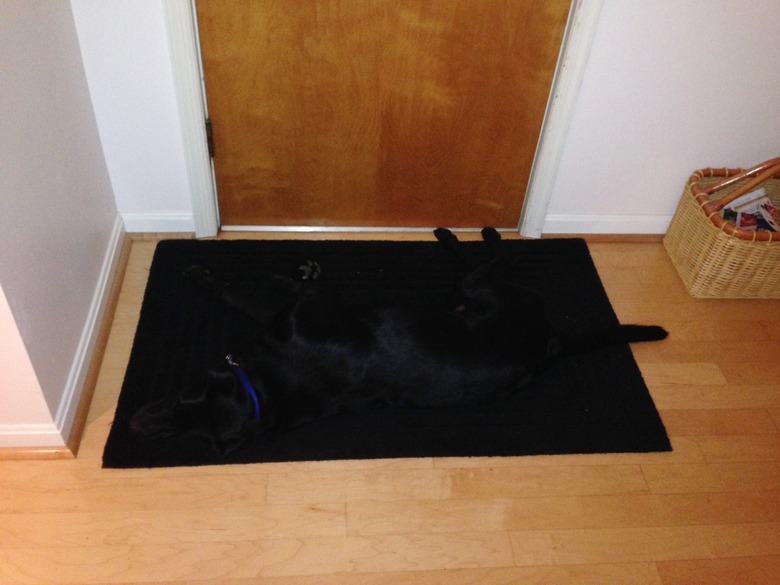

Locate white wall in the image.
[70,0,194,233]
[0,285,57,447]
[545,0,780,233]
[0,1,122,447]
[72,0,780,235]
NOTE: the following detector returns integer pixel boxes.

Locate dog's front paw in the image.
[183,265,221,291]
[297,260,321,281]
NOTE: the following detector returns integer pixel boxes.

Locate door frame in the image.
[163,0,603,238]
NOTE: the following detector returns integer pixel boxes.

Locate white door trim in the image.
[163,0,602,238]
[519,0,603,237]
[163,0,219,238]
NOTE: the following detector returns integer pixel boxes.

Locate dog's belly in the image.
[364,333,537,408]
[273,306,540,414]
[363,356,530,408]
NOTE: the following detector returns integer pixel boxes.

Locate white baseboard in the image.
[121,211,195,233]
[0,423,65,448]
[54,215,127,444]
[542,213,673,235]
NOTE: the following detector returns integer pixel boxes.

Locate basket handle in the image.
[702,157,780,212]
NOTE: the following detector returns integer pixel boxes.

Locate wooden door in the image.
[196,0,571,228]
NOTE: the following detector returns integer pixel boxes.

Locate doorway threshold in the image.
[220,225,521,234]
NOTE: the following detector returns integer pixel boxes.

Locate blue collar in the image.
[225,354,261,421]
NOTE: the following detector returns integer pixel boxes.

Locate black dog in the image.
[129,229,667,455]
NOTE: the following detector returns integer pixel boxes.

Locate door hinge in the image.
[205,117,215,158]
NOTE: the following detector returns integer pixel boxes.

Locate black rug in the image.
[102,237,670,468]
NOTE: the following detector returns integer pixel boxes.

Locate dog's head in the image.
[129,366,263,456]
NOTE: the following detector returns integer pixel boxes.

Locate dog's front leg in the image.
[183,266,277,324]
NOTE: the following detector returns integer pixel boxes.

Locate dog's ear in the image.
[214,432,248,456]
[179,369,235,405]
[187,426,247,457]
[178,370,210,405]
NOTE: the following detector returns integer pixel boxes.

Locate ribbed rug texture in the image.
[103,238,670,468]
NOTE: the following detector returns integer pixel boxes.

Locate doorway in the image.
[195,0,572,229]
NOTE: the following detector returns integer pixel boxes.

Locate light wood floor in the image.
[2,234,779,584]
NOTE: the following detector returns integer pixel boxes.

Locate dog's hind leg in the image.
[482,227,512,261]
[433,227,460,251]
[435,226,504,258]
[481,226,501,245]
[434,227,506,315]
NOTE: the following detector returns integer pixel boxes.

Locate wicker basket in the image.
[664,157,780,298]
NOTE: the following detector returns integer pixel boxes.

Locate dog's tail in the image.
[557,324,668,357]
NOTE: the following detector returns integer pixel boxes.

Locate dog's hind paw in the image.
[481,227,501,244]
[298,260,321,281]
[434,227,459,250]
